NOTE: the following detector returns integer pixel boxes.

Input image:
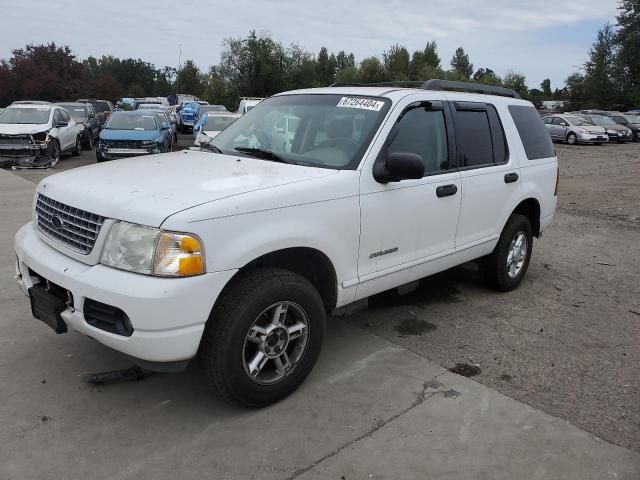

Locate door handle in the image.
[504,172,519,183]
[436,184,458,198]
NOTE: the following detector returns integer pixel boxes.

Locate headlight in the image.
[32,131,52,144]
[78,125,85,131]
[100,221,204,277]
[141,139,156,146]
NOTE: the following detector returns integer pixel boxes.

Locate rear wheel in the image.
[482,214,533,292]
[567,132,578,145]
[84,133,94,150]
[200,269,326,408]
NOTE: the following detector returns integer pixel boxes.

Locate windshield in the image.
[104,113,158,130]
[0,107,50,124]
[623,115,640,123]
[59,105,87,121]
[138,104,163,110]
[589,116,615,126]
[204,115,239,131]
[211,94,390,169]
[201,105,227,113]
[183,102,199,111]
[565,116,593,126]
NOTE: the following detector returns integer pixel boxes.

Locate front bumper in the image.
[577,132,608,143]
[98,147,158,160]
[15,222,237,363]
[181,118,195,127]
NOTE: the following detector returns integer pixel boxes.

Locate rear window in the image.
[93,101,111,113]
[508,105,555,160]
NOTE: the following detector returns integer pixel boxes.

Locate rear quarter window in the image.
[508,105,555,160]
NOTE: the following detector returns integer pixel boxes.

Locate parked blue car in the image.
[178,101,201,133]
[96,111,171,162]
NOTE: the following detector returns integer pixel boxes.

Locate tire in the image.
[567,132,578,145]
[96,150,104,163]
[50,140,61,167]
[72,136,81,156]
[200,268,326,408]
[84,133,94,150]
[482,214,533,292]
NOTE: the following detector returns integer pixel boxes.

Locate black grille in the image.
[35,194,105,254]
[105,139,143,149]
[84,299,133,337]
[0,134,31,145]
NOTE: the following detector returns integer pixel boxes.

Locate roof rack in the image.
[330,78,522,100]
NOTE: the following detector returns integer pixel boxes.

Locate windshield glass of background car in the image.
[211,94,391,169]
[591,116,615,125]
[0,107,51,124]
[105,114,157,130]
[566,116,592,126]
[93,102,110,113]
[60,106,87,121]
[623,115,640,123]
[204,115,238,131]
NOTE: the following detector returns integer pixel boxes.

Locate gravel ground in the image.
[4,139,639,452]
[348,143,640,452]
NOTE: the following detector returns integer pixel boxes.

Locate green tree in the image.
[383,44,410,80]
[616,0,640,106]
[473,68,502,86]
[450,47,473,79]
[317,47,337,86]
[564,73,587,110]
[409,41,441,80]
[583,23,618,108]
[359,57,386,83]
[503,71,529,98]
[541,78,552,97]
[176,60,204,96]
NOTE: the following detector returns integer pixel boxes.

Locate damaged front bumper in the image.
[0,134,55,169]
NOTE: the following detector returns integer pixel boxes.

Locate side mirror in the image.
[161,123,171,130]
[55,121,68,128]
[89,112,95,118]
[374,152,425,183]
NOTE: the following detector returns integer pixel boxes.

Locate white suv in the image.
[0,101,82,168]
[14,81,558,407]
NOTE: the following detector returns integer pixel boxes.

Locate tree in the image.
[383,44,410,80]
[176,60,204,96]
[616,0,640,106]
[541,78,552,97]
[564,73,587,110]
[5,43,83,102]
[503,71,529,98]
[359,57,386,83]
[409,41,440,80]
[93,74,123,101]
[317,47,337,86]
[582,23,618,108]
[450,47,473,79]
[473,68,502,86]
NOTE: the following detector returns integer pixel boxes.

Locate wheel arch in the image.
[217,247,339,311]
[510,198,541,237]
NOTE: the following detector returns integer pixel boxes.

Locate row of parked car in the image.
[542,110,640,145]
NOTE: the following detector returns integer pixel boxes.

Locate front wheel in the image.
[567,132,578,145]
[49,140,61,166]
[200,269,326,408]
[482,214,533,292]
[72,136,81,156]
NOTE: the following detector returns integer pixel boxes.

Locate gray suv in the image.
[542,114,608,145]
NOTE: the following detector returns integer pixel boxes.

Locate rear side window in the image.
[453,106,494,167]
[509,105,555,160]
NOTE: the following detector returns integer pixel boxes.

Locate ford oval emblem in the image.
[51,216,64,230]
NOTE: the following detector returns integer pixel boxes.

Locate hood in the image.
[37,150,338,227]
[202,130,222,138]
[99,129,160,141]
[582,125,606,133]
[0,123,50,135]
[606,125,631,133]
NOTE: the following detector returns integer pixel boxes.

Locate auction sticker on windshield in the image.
[337,97,385,111]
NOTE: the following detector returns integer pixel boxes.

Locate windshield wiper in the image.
[234,147,289,163]
[199,136,223,154]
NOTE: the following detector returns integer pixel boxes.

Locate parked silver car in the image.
[542,114,608,145]
[582,115,633,143]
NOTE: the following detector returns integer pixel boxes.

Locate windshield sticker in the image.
[74,108,84,112]
[337,97,385,111]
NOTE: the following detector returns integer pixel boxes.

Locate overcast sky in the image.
[2,0,619,89]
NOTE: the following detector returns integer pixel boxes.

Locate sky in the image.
[1,0,620,90]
